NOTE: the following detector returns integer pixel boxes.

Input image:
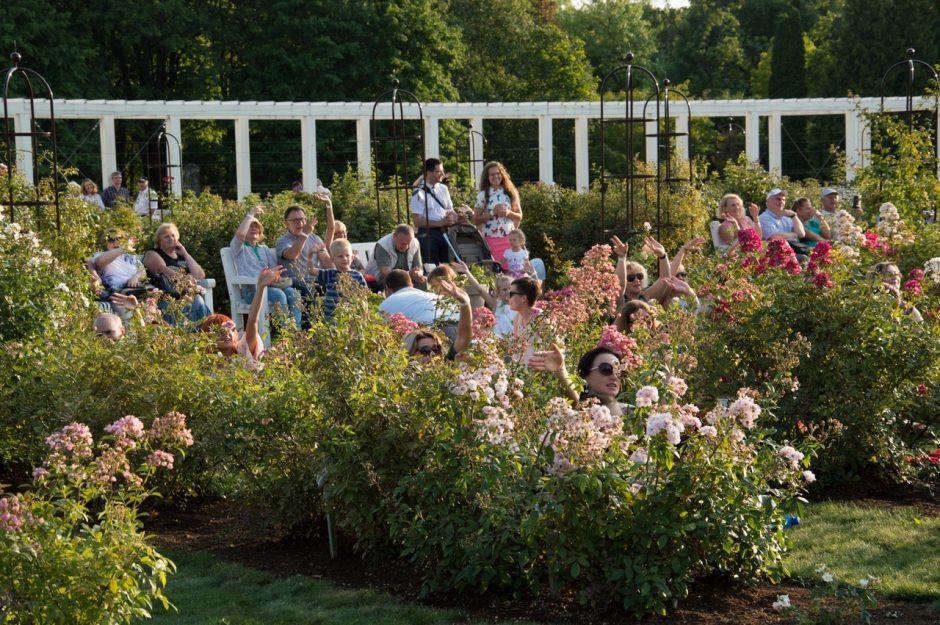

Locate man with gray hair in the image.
[366,224,426,289]
[101,171,129,209]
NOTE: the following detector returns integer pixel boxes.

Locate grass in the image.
[786,501,940,603]
[143,551,543,625]
[142,501,940,624]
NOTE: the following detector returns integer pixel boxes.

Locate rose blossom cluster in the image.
[635,379,703,448]
[546,397,624,475]
[386,312,419,337]
[147,411,194,448]
[597,325,642,369]
[105,415,146,448]
[737,227,762,253]
[472,306,496,339]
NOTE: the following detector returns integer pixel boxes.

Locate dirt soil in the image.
[147,495,940,625]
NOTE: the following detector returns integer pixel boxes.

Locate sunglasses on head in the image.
[626,273,645,283]
[417,345,442,355]
[589,362,621,376]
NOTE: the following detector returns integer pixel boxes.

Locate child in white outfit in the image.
[502,229,529,278]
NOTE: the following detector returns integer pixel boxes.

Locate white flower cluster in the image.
[728,396,761,429]
[451,363,524,447]
[771,594,792,611]
[875,202,913,245]
[924,257,940,284]
[546,397,624,475]
[634,386,659,407]
[777,445,805,470]
[645,411,684,445]
[832,209,865,247]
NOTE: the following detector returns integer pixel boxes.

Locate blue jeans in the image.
[241,285,301,330]
[158,294,209,326]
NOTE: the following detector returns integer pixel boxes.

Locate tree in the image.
[769,8,810,177]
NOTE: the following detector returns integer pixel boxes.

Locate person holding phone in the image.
[143,222,209,323]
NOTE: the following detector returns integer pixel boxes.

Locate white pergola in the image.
[4,96,937,198]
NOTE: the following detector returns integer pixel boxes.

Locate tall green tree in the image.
[558,0,658,83]
[769,8,809,177]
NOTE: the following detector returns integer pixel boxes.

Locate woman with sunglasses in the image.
[868,262,923,322]
[610,235,673,307]
[404,280,474,364]
[530,344,625,416]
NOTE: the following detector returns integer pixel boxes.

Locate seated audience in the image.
[231,204,301,330]
[143,222,209,324]
[90,230,145,292]
[759,188,807,253]
[403,280,473,363]
[200,267,283,365]
[794,197,831,249]
[379,269,457,326]
[331,219,366,272]
[366,224,426,289]
[530,345,626,416]
[80,179,105,209]
[616,299,658,335]
[93,313,125,340]
[716,193,762,253]
[275,196,334,307]
[869,262,923,323]
[306,238,368,321]
[453,262,516,337]
[610,235,672,306]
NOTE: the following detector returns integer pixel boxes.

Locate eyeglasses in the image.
[417,345,442,355]
[286,217,307,223]
[676,272,688,279]
[625,273,645,283]
[589,362,622,377]
[509,291,523,297]
[106,236,123,243]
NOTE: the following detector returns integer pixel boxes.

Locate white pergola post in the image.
[745,111,760,163]
[13,113,33,184]
[538,115,554,184]
[300,116,318,192]
[574,116,589,192]
[164,116,183,195]
[675,114,690,161]
[768,112,782,174]
[234,117,251,199]
[356,118,371,181]
[844,111,863,183]
[645,118,658,164]
[99,115,117,189]
[469,116,484,184]
[423,116,439,160]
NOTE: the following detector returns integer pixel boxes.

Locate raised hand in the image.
[451,260,469,274]
[109,292,139,311]
[666,276,693,296]
[609,235,629,258]
[302,214,318,234]
[436,279,470,307]
[313,193,332,210]
[258,265,286,288]
[529,343,566,373]
[410,266,426,284]
[644,236,666,258]
[747,202,760,220]
[250,203,264,217]
[682,236,706,252]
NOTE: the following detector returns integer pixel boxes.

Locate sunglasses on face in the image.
[676,272,688,279]
[589,362,622,377]
[509,291,523,297]
[417,345,442,355]
[626,273,645,283]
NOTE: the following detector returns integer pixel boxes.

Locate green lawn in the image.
[142,501,940,624]
[144,551,542,625]
[786,501,940,602]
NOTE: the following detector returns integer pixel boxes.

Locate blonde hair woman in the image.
[143,222,209,323]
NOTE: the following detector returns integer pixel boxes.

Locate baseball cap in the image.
[766,188,786,200]
[820,187,838,198]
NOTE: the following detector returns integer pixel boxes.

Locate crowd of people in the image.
[87,158,922,409]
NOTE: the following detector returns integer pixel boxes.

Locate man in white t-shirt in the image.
[379,269,457,326]
[410,158,467,264]
[134,176,157,217]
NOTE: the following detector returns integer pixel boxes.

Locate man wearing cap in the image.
[134,176,157,217]
[819,188,841,218]
[101,171,130,209]
[759,188,806,244]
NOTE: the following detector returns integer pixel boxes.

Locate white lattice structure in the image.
[4,96,938,196]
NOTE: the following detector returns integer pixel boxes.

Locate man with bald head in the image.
[93,313,125,339]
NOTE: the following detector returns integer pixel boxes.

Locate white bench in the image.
[348,241,375,267]
[219,247,270,347]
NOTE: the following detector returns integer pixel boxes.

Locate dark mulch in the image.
[146,497,940,625]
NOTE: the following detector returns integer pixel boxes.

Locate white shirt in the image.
[379,287,457,325]
[135,187,155,217]
[410,182,453,222]
[91,251,142,289]
[759,210,795,239]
